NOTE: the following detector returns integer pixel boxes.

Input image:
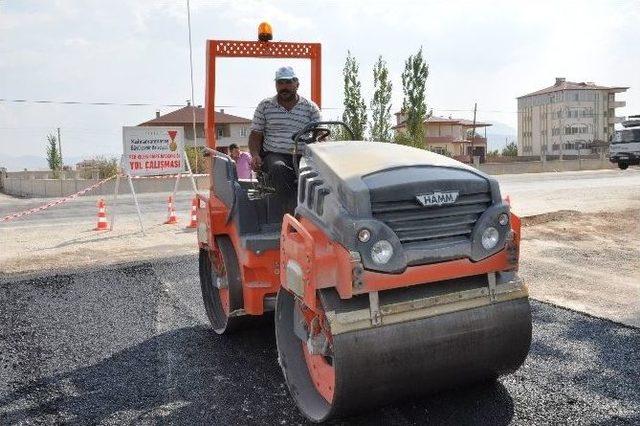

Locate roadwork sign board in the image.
[122,126,185,176]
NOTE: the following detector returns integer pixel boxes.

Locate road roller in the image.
[195,27,531,422]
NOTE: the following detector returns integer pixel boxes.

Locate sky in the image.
[1,0,639,168]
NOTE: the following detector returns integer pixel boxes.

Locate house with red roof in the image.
[393,113,491,162]
[138,102,252,152]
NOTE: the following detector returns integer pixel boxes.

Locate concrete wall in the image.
[1,176,210,198]
[478,158,616,175]
[1,158,617,198]
[7,170,82,179]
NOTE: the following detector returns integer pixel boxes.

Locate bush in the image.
[79,156,118,179]
[393,131,424,149]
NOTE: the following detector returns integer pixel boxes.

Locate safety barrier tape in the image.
[0,175,117,223]
[125,173,208,180]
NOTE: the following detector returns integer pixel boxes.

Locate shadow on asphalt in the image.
[0,317,516,425]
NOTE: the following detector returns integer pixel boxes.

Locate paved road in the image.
[1,257,638,424]
[0,191,196,229]
[495,168,640,217]
[2,169,638,228]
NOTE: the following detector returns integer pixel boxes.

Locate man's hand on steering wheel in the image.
[313,128,331,142]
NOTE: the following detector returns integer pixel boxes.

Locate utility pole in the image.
[470,102,477,164]
[57,127,63,168]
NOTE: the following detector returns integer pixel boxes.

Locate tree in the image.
[369,56,393,142]
[398,47,429,148]
[46,133,62,178]
[341,51,367,140]
[185,146,207,174]
[502,141,518,157]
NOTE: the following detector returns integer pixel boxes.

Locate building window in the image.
[240,126,248,137]
[432,147,445,154]
[217,127,224,138]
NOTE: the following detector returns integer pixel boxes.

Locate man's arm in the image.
[249,100,267,171]
[248,130,264,171]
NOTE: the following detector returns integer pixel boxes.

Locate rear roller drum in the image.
[276,288,532,422]
[199,236,243,334]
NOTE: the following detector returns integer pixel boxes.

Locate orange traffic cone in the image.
[95,199,109,231]
[164,195,178,224]
[186,197,198,229]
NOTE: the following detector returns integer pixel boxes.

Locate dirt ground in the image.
[520,209,640,328]
[0,220,197,278]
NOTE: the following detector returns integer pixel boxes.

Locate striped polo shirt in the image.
[251,95,322,154]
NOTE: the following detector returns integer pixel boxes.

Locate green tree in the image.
[369,56,393,142]
[46,133,62,178]
[341,51,367,140]
[398,47,429,148]
[502,141,518,157]
[185,146,206,174]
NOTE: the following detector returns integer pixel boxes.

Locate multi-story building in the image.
[139,102,252,152]
[517,78,628,157]
[393,113,491,161]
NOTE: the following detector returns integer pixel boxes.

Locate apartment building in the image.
[393,113,491,161]
[139,102,252,151]
[517,78,628,157]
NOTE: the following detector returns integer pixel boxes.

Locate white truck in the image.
[610,115,640,170]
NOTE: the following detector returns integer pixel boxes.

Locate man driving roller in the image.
[248,66,322,212]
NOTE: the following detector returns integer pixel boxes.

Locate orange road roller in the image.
[196,33,531,422]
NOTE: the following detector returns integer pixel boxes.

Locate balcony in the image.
[611,101,626,108]
[425,136,454,143]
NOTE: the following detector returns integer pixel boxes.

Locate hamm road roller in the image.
[196,27,531,422]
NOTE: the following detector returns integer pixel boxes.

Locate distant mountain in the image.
[0,154,84,172]
[485,121,517,152]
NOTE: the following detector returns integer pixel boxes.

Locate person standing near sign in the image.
[248,66,321,211]
[229,143,253,180]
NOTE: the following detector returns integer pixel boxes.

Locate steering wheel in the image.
[291,121,355,174]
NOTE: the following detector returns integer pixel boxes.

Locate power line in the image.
[0,98,622,117]
[0,98,186,107]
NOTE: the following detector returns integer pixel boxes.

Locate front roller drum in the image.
[275,289,531,422]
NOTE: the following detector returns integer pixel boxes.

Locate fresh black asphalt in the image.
[1,256,638,425]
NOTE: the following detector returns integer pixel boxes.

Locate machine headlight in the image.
[371,240,394,265]
[498,213,509,226]
[481,227,500,250]
[358,228,371,242]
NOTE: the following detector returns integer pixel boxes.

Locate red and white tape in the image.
[125,173,207,180]
[0,175,116,223]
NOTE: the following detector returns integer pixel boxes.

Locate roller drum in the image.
[276,290,531,422]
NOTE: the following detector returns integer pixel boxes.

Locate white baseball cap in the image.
[275,66,297,81]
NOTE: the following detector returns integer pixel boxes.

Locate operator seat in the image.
[211,152,284,252]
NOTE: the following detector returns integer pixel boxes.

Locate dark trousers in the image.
[262,152,300,213]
